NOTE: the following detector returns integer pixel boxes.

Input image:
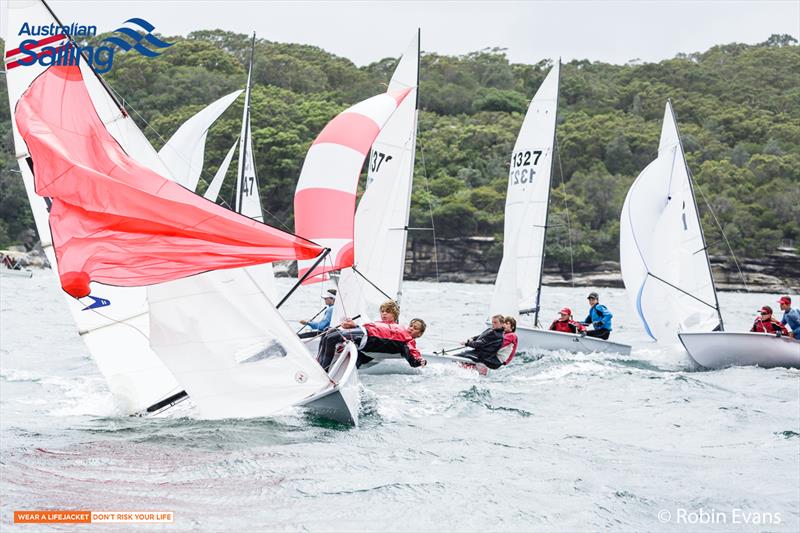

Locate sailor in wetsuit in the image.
[457,314,506,370]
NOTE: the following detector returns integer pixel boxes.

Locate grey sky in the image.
[3,1,799,65]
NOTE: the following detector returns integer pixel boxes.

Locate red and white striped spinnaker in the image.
[294,88,412,283]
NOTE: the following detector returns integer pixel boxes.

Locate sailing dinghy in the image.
[489,61,631,357]
[620,101,799,369]
[6,0,361,423]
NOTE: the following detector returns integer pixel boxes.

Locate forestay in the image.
[158,91,242,190]
[335,34,419,323]
[620,102,720,342]
[294,88,412,284]
[489,63,560,318]
[148,269,332,419]
[4,0,178,413]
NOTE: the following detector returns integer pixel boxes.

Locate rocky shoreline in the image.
[6,240,797,294]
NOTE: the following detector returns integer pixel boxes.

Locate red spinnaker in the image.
[15,66,322,298]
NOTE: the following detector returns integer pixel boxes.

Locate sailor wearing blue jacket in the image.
[582,292,613,340]
[298,290,336,338]
[779,296,800,338]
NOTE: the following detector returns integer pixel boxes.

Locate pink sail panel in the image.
[294,88,411,283]
[15,65,322,298]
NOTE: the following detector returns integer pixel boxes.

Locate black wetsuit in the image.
[460,327,505,369]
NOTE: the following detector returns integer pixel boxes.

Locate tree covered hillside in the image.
[1,33,798,271]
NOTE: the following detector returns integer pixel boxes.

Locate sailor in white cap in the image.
[298,289,337,338]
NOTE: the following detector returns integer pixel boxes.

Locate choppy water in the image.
[1,272,798,531]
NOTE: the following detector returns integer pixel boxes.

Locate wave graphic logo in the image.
[104,18,173,57]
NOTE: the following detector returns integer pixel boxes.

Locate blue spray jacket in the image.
[308,305,334,332]
[781,308,800,337]
[584,304,613,331]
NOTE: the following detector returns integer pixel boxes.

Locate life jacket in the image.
[497,332,519,365]
[750,318,789,335]
[550,319,585,334]
[363,322,423,365]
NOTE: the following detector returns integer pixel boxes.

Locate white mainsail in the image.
[148,270,332,419]
[620,101,721,342]
[4,0,179,412]
[159,91,243,190]
[489,62,560,319]
[334,33,419,323]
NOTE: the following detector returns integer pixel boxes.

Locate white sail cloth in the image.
[489,63,560,318]
[148,270,331,419]
[4,0,180,412]
[620,102,720,342]
[334,34,419,323]
[159,91,242,190]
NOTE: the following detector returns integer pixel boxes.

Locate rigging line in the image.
[554,134,575,286]
[351,265,393,301]
[418,141,440,283]
[691,175,750,292]
[645,272,719,312]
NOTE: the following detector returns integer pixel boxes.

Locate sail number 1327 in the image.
[510,150,542,185]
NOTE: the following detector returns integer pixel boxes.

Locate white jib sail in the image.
[4,0,180,413]
[620,101,720,342]
[489,63,560,318]
[158,90,243,190]
[334,34,419,324]
[204,140,238,201]
[148,269,332,419]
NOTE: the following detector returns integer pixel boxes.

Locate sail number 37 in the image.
[510,150,542,185]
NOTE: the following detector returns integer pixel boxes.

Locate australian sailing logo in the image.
[6,18,173,74]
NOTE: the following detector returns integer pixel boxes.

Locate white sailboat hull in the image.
[301,343,360,425]
[678,332,800,369]
[516,325,632,355]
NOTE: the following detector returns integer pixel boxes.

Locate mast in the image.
[532,59,561,328]
[667,100,725,331]
[236,33,256,214]
[395,28,421,306]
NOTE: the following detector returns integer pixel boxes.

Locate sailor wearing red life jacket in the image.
[750,306,789,335]
[549,307,586,334]
[316,301,427,370]
[497,316,519,366]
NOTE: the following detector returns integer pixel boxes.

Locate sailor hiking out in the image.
[497,316,519,366]
[316,300,427,370]
[457,315,507,370]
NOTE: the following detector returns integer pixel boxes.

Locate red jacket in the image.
[549,319,586,334]
[363,322,423,364]
[751,318,789,335]
[497,332,518,365]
